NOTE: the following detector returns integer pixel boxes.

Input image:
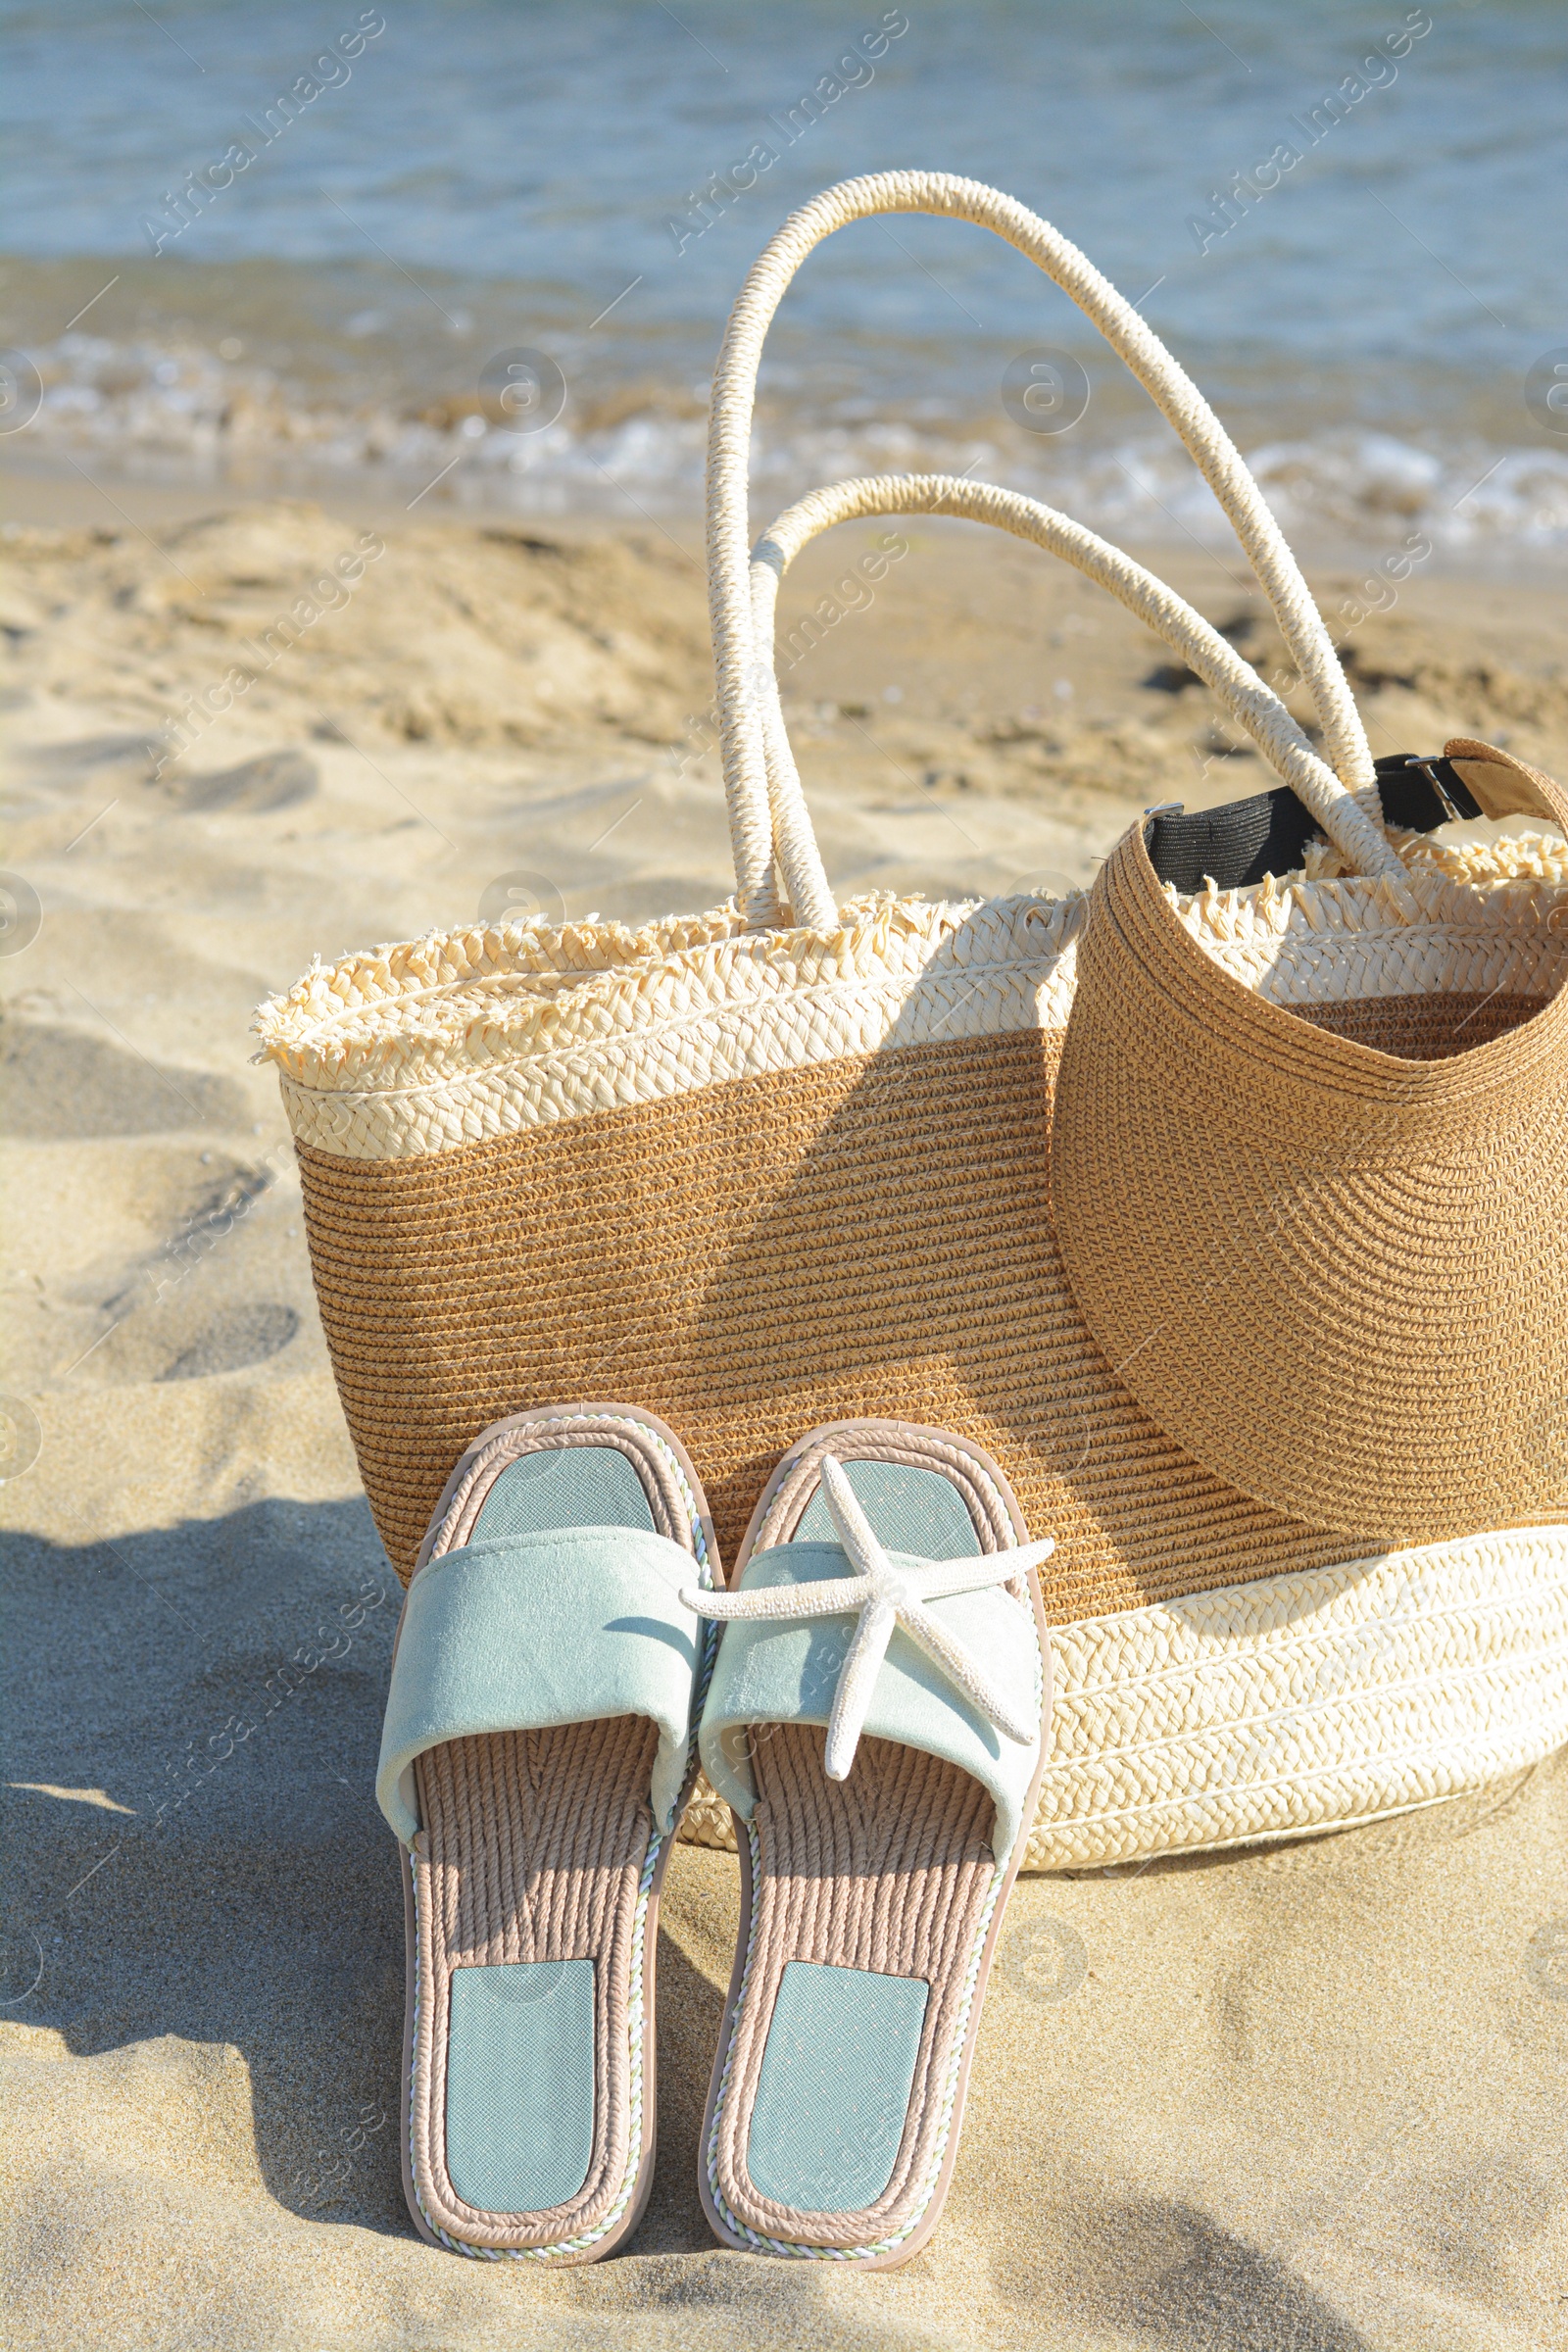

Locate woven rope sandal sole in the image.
[376,1402,719,2263]
[691,1417,1053,2268]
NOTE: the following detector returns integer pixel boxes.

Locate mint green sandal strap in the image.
[377,1526,701,1842]
[697,1542,1043,1863]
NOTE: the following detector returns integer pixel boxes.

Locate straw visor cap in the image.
[1052,741,1568,1546]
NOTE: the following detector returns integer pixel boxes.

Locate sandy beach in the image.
[1,487,1566,2348]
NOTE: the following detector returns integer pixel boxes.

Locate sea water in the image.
[2,0,1565,547]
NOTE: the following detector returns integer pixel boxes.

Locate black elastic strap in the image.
[1145,755,1483,894]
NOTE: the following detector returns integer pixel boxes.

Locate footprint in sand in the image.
[0,1023,250,1139]
[31,731,169,776]
[156,1303,300,1382]
[175,750,319,814]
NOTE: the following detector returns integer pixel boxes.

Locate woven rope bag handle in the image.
[709,172,1404,922]
[749,475,1377,930]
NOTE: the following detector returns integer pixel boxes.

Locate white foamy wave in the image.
[15,331,1568,548]
[988,429,1568,551]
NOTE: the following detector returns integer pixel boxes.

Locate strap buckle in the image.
[1373,753,1484,826]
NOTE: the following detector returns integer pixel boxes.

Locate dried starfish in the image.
[682,1455,1052,1778]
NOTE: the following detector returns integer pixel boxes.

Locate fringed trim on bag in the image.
[254,832,1568,1161]
[1169,830,1568,1004]
[253,889,1090,1156]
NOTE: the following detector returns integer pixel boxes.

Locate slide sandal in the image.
[374,1403,717,2261]
[685,1418,1054,2266]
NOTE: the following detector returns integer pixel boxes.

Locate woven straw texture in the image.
[1052,752,1568,1547]
[412,1718,656,2247]
[269,834,1568,1572]
[713,1733,997,2251]
[262,845,1568,1871]
[261,833,1568,1164]
[294,1024,1376,1600]
[265,893,1077,1160]
[255,165,1568,1869]
[678,1526,1568,1871]
[403,1408,700,2254]
[702,1419,1044,2257]
[1027,1525,1568,1871]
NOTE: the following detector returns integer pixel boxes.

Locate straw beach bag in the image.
[256,173,1568,1871]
